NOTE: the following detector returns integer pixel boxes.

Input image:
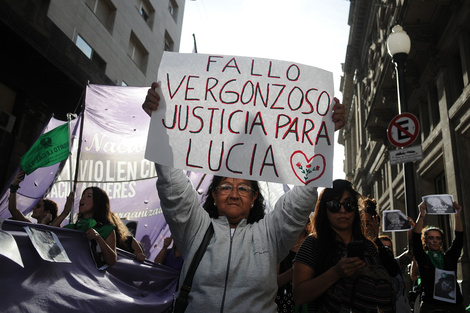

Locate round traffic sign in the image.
[387,113,420,147]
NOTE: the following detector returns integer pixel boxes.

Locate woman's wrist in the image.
[9,184,20,193]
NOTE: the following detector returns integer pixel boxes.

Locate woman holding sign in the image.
[412,201,464,312]
[142,82,345,312]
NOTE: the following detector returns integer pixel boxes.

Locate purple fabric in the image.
[164,248,184,271]
[0,85,213,262]
[0,219,179,313]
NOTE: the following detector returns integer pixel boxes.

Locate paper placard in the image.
[382,210,412,232]
[24,226,71,263]
[422,194,455,215]
[145,52,335,186]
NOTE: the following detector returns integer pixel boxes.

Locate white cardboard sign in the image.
[145,52,335,186]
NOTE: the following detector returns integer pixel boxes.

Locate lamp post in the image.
[387,25,418,219]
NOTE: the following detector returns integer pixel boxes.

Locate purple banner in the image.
[0,220,179,313]
[0,85,212,261]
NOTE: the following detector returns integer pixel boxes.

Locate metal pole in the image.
[393,52,418,220]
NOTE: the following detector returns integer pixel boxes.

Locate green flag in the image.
[20,123,70,175]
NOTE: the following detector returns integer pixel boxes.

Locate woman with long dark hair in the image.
[293,179,396,312]
[64,187,117,267]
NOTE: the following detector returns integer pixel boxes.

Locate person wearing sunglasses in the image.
[363,198,413,313]
[412,201,464,312]
[293,180,396,312]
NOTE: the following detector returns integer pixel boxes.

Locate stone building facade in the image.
[340,0,470,301]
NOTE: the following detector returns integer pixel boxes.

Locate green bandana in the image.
[64,218,97,231]
[64,218,114,239]
[427,250,444,269]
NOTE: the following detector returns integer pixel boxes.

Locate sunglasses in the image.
[326,201,357,213]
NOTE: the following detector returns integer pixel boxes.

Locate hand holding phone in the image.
[347,240,365,259]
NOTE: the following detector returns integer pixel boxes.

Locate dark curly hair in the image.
[202,176,265,224]
[42,199,58,221]
[363,197,381,223]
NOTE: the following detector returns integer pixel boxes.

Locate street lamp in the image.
[387,25,418,219]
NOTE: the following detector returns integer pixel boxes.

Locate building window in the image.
[435,171,446,194]
[128,32,148,73]
[85,0,116,32]
[164,31,174,52]
[139,0,155,28]
[76,34,106,71]
[168,0,178,21]
[140,6,149,22]
[76,35,93,59]
[447,51,464,108]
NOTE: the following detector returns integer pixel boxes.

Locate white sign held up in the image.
[145,52,336,186]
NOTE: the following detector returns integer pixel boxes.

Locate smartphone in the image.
[347,240,365,258]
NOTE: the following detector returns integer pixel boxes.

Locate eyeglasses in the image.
[427,236,442,241]
[326,201,357,213]
[215,184,254,197]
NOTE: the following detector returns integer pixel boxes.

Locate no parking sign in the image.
[387,113,420,147]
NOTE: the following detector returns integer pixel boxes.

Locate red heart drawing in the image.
[290,151,326,185]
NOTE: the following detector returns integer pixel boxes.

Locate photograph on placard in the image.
[433,269,457,303]
[382,210,412,232]
[422,194,455,215]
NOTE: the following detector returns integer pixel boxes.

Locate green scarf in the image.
[64,218,114,239]
[427,250,444,269]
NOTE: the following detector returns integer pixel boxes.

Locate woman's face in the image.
[212,177,258,227]
[326,191,356,233]
[31,199,46,219]
[79,189,94,218]
[425,230,443,252]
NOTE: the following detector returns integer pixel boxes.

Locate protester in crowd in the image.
[276,218,311,313]
[379,234,416,296]
[410,257,420,282]
[110,212,146,262]
[293,181,397,313]
[142,82,345,312]
[362,198,413,313]
[64,186,117,267]
[154,236,183,271]
[412,201,464,312]
[406,256,423,312]
[8,169,74,226]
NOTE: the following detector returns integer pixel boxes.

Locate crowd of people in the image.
[5,82,467,313]
[8,173,147,266]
